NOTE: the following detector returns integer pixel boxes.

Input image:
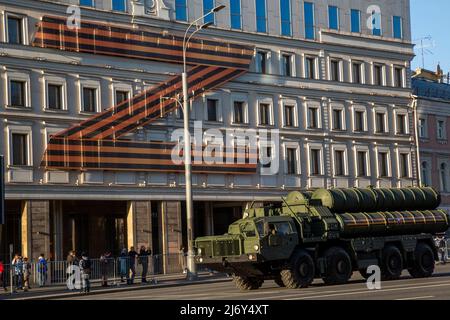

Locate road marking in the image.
[396,296,435,301]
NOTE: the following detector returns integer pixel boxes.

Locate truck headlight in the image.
[199,258,203,263]
[254,245,260,251]
[248,254,255,261]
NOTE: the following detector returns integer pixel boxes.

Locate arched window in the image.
[440,163,448,192]
[421,161,429,186]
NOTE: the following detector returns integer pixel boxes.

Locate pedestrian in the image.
[439,237,447,264]
[0,259,6,292]
[67,250,78,266]
[100,251,111,287]
[22,257,32,291]
[139,246,151,284]
[37,254,48,287]
[179,246,187,274]
[119,248,129,283]
[128,246,138,285]
[79,252,91,294]
[66,250,79,291]
[11,254,23,292]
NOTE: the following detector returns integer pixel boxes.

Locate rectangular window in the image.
[330,60,340,81]
[47,84,63,110]
[83,87,97,113]
[262,146,272,168]
[10,80,25,107]
[255,51,267,74]
[372,11,382,36]
[207,99,218,122]
[376,112,386,133]
[418,118,427,138]
[304,2,315,40]
[308,107,318,129]
[115,90,129,106]
[354,111,365,132]
[286,148,297,175]
[175,0,188,21]
[374,65,383,86]
[112,0,126,11]
[396,114,406,134]
[332,109,343,130]
[352,62,362,84]
[12,133,28,166]
[305,57,315,79]
[233,101,244,124]
[203,0,215,24]
[280,0,292,36]
[284,105,295,127]
[328,6,339,30]
[351,9,361,33]
[230,0,242,29]
[393,16,403,39]
[80,0,94,6]
[334,150,345,176]
[394,67,403,88]
[400,153,409,178]
[259,103,270,125]
[281,54,292,77]
[310,149,321,175]
[357,151,367,177]
[256,0,267,33]
[379,152,389,177]
[7,16,23,44]
[437,120,446,140]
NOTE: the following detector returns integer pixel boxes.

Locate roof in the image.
[412,78,450,101]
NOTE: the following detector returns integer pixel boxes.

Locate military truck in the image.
[194,187,449,290]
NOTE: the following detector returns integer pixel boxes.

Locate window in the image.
[280,0,292,36]
[284,105,295,127]
[256,0,267,33]
[376,112,386,133]
[233,101,245,124]
[371,10,382,36]
[112,0,126,12]
[394,67,403,88]
[259,103,271,125]
[374,65,383,86]
[379,152,389,177]
[421,161,430,186]
[304,2,315,40]
[441,163,448,192]
[203,0,215,24]
[351,9,361,33]
[334,150,345,176]
[281,54,292,77]
[352,62,362,84]
[396,114,407,134]
[399,153,409,178]
[83,87,97,112]
[80,0,94,6]
[330,60,340,81]
[332,109,343,130]
[262,146,272,168]
[357,151,367,177]
[328,6,339,30]
[305,57,315,79]
[437,120,446,140]
[116,90,129,106]
[310,149,321,175]
[418,118,427,138]
[7,16,23,44]
[175,0,188,21]
[354,111,365,132]
[308,107,318,129]
[47,84,63,110]
[393,16,403,39]
[230,0,242,29]
[12,133,28,166]
[286,148,297,174]
[207,99,218,122]
[255,51,267,74]
[10,80,26,107]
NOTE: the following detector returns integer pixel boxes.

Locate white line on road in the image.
[396,296,435,301]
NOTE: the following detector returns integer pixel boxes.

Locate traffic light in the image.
[0,156,4,225]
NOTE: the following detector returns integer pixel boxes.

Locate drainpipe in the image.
[412,95,422,186]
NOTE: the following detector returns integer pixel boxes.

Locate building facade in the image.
[0,0,415,262]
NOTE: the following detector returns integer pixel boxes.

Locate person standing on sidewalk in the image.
[22,257,32,291]
[119,248,129,283]
[139,246,151,284]
[79,252,91,294]
[37,254,48,287]
[128,246,138,285]
[100,251,111,287]
[12,254,23,292]
[0,260,6,292]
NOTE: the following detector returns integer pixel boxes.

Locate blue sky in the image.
[410,0,450,73]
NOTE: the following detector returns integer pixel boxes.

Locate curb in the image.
[9,276,232,300]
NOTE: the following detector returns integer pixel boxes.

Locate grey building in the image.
[0,0,415,262]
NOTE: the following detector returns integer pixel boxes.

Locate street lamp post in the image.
[181,5,225,281]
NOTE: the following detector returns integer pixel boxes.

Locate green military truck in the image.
[194,187,449,290]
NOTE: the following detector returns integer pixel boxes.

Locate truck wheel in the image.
[280,249,315,289]
[381,245,404,280]
[274,276,285,288]
[322,247,353,285]
[408,243,435,279]
[359,269,370,280]
[233,275,263,291]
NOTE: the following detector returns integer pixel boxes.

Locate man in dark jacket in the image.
[79,252,91,294]
[139,246,151,283]
[128,247,138,285]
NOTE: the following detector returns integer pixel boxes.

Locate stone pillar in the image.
[51,201,64,261]
[21,201,50,261]
[127,201,152,250]
[161,201,182,273]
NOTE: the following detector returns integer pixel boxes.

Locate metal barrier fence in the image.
[0,253,188,289]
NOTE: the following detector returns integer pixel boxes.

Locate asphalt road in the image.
[60,264,450,300]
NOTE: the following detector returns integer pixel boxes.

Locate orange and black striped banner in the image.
[33,16,257,174]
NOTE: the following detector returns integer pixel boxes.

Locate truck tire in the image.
[233,275,264,291]
[274,276,286,288]
[381,245,404,280]
[408,243,435,279]
[322,247,353,285]
[359,269,370,280]
[280,249,315,289]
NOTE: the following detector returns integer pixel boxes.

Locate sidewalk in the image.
[1,272,231,300]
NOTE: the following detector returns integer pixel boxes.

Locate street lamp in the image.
[181,4,225,281]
